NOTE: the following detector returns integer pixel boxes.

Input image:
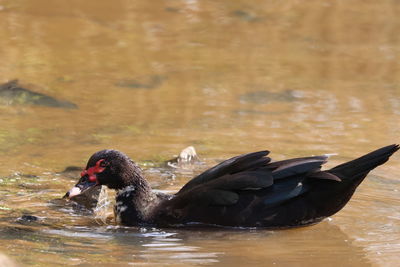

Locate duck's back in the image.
[153,145,399,228]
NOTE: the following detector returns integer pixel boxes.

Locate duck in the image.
[65,144,399,228]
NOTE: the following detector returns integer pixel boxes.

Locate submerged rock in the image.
[239,89,303,104]
[165,7,180,13]
[0,80,78,109]
[61,166,82,172]
[232,10,261,22]
[17,215,39,223]
[59,166,82,178]
[116,75,166,90]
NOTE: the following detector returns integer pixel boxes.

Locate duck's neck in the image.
[115,175,156,226]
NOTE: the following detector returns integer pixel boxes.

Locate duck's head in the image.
[65,149,143,198]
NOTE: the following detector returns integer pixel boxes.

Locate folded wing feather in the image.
[173,152,340,209]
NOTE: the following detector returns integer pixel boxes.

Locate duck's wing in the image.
[176,155,336,206]
[157,153,340,226]
[178,150,271,193]
[268,155,339,180]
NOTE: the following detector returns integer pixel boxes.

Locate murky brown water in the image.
[0,0,399,266]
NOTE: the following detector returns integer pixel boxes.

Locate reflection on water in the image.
[0,221,373,266]
[0,0,399,266]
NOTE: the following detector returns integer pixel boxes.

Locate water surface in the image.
[0,0,399,266]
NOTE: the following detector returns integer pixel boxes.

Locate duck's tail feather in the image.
[328,144,399,182]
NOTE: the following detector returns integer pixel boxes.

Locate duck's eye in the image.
[99,160,108,168]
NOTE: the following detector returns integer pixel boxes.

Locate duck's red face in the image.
[65,159,108,198]
[80,159,107,183]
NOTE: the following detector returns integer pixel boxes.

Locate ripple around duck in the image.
[139,244,222,264]
[43,226,223,265]
[43,228,114,240]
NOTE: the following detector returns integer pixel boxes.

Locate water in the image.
[0,0,399,266]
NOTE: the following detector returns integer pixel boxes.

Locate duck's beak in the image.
[63,178,98,199]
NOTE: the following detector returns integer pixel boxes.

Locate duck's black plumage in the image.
[66,144,399,228]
